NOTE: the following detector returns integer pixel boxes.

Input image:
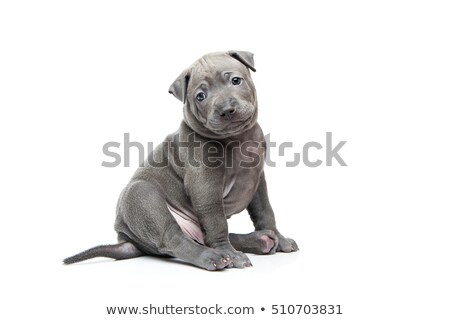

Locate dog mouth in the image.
[208,110,256,135]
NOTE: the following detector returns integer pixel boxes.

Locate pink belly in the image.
[167,203,204,244]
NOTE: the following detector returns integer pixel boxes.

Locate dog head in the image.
[169,51,258,138]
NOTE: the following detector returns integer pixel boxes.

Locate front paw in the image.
[277,235,299,253]
[215,245,252,268]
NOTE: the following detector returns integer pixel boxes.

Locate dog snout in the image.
[216,98,238,120]
[219,106,236,120]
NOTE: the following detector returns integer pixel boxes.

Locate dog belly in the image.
[166,168,259,242]
[167,203,204,244]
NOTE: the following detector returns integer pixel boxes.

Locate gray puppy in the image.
[64,51,298,270]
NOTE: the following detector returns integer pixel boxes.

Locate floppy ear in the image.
[228,50,256,72]
[168,71,190,103]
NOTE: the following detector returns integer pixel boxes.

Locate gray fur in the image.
[64,51,298,270]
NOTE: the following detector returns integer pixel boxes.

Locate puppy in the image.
[64,51,298,270]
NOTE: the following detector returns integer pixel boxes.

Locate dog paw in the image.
[198,248,233,271]
[229,250,252,268]
[277,236,299,253]
[229,230,279,255]
[214,246,252,269]
[253,230,279,254]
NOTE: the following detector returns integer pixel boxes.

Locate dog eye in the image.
[231,77,242,85]
[196,92,206,102]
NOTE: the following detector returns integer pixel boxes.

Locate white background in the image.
[1,1,449,319]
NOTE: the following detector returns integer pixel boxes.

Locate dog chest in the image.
[222,144,264,217]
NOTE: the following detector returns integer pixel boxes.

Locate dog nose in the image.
[220,107,236,120]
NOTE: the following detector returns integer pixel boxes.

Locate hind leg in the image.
[115,180,232,270]
[229,230,279,255]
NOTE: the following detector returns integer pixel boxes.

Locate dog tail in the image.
[63,242,144,265]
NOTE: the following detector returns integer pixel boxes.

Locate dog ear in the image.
[228,50,256,72]
[169,71,190,103]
